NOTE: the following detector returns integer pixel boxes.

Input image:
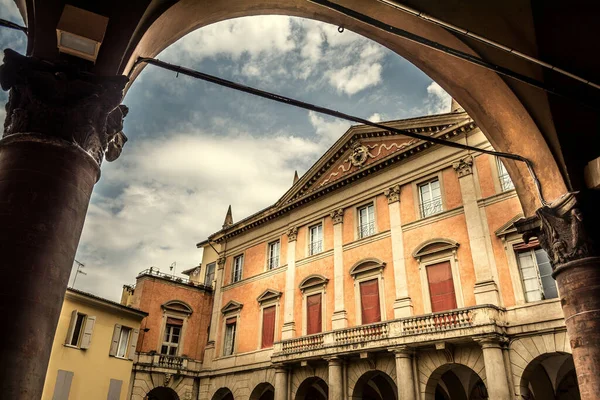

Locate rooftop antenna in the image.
[72,259,87,288]
[169,261,176,276]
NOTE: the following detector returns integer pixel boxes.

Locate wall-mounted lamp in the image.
[56,5,108,62]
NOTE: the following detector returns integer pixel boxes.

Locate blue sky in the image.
[0,3,451,300]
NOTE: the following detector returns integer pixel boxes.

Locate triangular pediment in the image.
[221,300,243,314]
[257,289,282,303]
[495,213,524,237]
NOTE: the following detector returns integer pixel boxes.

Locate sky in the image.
[0,2,451,301]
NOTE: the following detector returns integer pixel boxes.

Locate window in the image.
[223,318,237,356]
[65,310,95,349]
[309,224,323,256]
[359,279,381,324]
[426,261,458,313]
[306,293,322,335]
[261,306,276,348]
[267,241,280,270]
[516,246,557,302]
[69,312,85,346]
[497,158,515,191]
[232,255,244,283]
[109,324,139,360]
[357,203,375,239]
[350,259,386,325]
[116,327,131,358]
[204,262,216,286]
[299,275,328,335]
[161,318,183,356]
[418,178,443,218]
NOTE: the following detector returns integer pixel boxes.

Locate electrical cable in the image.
[306,0,599,112]
[0,18,27,33]
[130,56,550,206]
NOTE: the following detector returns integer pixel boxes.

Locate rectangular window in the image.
[69,312,86,346]
[426,261,457,313]
[232,255,244,283]
[309,224,323,256]
[497,158,515,191]
[419,178,443,218]
[267,241,280,270]
[261,306,276,348]
[357,203,375,239]
[359,279,381,324]
[516,246,557,302]
[204,262,216,286]
[161,318,183,356]
[306,293,322,335]
[223,318,237,356]
[116,327,131,358]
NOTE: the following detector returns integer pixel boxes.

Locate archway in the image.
[250,383,275,400]
[425,363,487,400]
[520,353,581,400]
[295,377,329,400]
[145,387,180,400]
[212,387,234,400]
[351,370,397,400]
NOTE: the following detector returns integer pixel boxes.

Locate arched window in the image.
[159,301,193,356]
[299,275,328,335]
[349,258,386,325]
[256,289,281,349]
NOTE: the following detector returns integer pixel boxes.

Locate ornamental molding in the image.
[217,256,226,270]
[330,208,344,225]
[0,49,129,166]
[384,184,401,204]
[452,156,474,178]
[287,226,298,242]
[349,141,369,167]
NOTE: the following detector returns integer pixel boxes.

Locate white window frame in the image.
[308,223,324,256]
[109,324,139,360]
[413,173,445,219]
[231,254,244,283]
[204,262,216,287]
[116,326,131,358]
[157,301,192,357]
[160,320,183,356]
[496,157,515,192]
[221,313,240,357]
[299,275,328,336]
[65,310,96,350]
[417,250,464,314]
[267,240,281,270]
[350,261,386,325]
[256,290,282,349]
[355,200,377,240]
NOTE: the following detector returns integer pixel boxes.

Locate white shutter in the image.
[109,324,122,356]
[79,316,96,349]
[128,328,139,360]
[65,310,78,345]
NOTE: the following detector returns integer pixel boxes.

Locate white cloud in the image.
[424,81,452,115]
[327,62,382,96]
[368,113,383,122]
[308,111,351,146]
[0,0,24,23]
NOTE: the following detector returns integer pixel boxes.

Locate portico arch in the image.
[212,387,234,400]
[350,370,397,400]
[424,363,487,400]
[146,387,180,400]
[249,383,275,400]
[294,377,329,400]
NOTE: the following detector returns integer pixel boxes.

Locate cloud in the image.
[424,82,452,115]
[327,62,382,96]
[0,0,24,23]
[368,113,383,122]
[308,111,351,146]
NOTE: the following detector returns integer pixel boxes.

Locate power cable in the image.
[0,18,27,34]
[130,56,550,206]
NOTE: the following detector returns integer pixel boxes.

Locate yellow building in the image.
[42,288,148,400]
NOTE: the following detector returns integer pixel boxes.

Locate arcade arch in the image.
[520,353,580,400]
[295,377,329,400]
[212,388,234,400]
[350,370,397,400]
[249,383,275,400]
[425,363,487,400]
[145,387,180,400]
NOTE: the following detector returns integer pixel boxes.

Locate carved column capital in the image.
[452,156,474,178]
[384,184,401,204]
[0,49,129,166]
[390,346,414,358]
[287,227,298,242]
[217,256,226,270]
[474,334,508,349]
[515,191,599,274]
[330,208,344,224]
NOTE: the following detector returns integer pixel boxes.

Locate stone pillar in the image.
[516,191,600,399]
[452,156,500,306]
[477,336,511,400]
[204,255,226,363]
[274,367,289,400]
[327,357,344,400]
[385,185,413,318]
[282,227,298,339]
[0,49,128,399]
[331,208,348,329]
[392,347,416,400]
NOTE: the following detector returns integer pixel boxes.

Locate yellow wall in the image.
[42,290,144,400]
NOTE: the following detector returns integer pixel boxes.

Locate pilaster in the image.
[331,208,348,329]
[282,227,298,339]
[390,346,416,400]
[204,255,226,366]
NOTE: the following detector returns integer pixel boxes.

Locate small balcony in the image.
[133,353,201,375]
[272,305,503,362]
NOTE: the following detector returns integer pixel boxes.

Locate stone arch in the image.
[131,374,195,400]
[412,239,459,259]
[518,352,580,399]
[161,300,193,314]
[349,258,386,276]
[146,386,180,400]
[206,369,276,400]
[417,346,486,398]
[212,387,234,400]
[294,377,329,400]
[249,383,275,400]
[346,356,396,398]
[291,365,328,400]
[350,370,397,400]
[509,331,573,398]
[123,1,568,215]
[424,363,487,400]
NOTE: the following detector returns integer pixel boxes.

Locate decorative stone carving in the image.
[452,156,474,178]
[0,49,128,165]
[349,141,369,167]
[515,192,598,270]
[287,226,298,242]
[330,208,344,224]
[384,184,401,204]
[217,256,226,270]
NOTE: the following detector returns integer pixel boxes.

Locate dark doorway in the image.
[146,386,180,400]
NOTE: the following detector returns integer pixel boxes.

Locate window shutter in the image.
[128,328,139,360]
[261,306,276,348]
[107,379,123,400]
[52,370,74,400]
[513,239,540,251]
[360,279,381,324]
[306,293,322,335]
[79,316,96,349]
[426,261,457,313]
[65,310,78,345]
[109,324,122,356]
[166,317,183,326]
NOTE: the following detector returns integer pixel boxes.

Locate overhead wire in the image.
[0,18,27,33]
[129,56,550,206]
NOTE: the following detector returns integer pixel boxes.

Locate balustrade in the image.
[402,308,472,334]
[334,321,389,344]
[281,333,324,353]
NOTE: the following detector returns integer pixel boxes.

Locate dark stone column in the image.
[0,49,128,399]
[516,191,600,400]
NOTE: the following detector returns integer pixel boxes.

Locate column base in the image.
[393,297,414,318]
[473,279,500,306]
[332,310,348,330]
[281,322,296,340]
[202,341,215,369]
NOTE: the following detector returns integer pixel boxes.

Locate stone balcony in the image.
[133,353,202,376]
[272,305,505,363]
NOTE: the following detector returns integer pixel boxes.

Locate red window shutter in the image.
[426,261,457,313]
[306,293,322,335]
[226,317,237,325]
[513,239,540,251]
[166,317,183,326]
[261,306,276,348]
[360,279,381,324]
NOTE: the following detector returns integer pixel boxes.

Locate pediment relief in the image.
[161,300,193,315]
[349,258,386,277]
[257,289,282,304]
[221,300,243,314]
[413,238,459,259]
[299,274,329,291]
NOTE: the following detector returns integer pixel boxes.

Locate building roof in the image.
[66,287,148,318]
